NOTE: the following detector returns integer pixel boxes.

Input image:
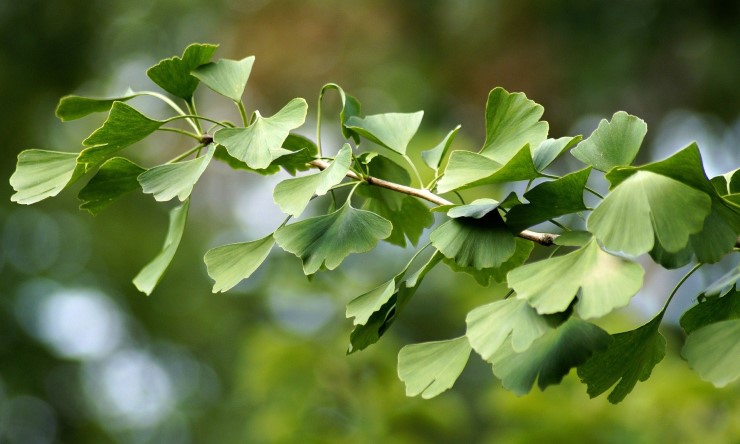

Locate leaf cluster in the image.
[10,43,740,404]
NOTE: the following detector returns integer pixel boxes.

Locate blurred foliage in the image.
[0,0,738,443]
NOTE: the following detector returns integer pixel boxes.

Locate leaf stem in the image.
[549,219,570,231]
[661,263,703,315]
[186,99,203,135]
[403,154,424,188]
[139,91,200,134]
[237,101,249,127]
[453,191,466,205]
[584,186,605,199]
[168,143,206,163]
[164,114,229,128]
[157,127,202,140]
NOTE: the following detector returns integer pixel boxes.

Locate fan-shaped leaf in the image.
[398,337,472,399]
[588,170,711,256]
[273,144,351,217]
[491,318,611,395]
[78,157,145,215]
[274,202,392,275]
[133,200,190,295]
[444,238,534,286]
[466,298,555,360]
[204,234,275,293]
[577,314,665,404]
[214,98,307,169]
[680,288,740,335]
[508,239,644,318]
[192,56,255,102]
[138,145,215,202]
[146,43,218,100]
[430,209,516,270]
[479,87,548,163]
[10,150,84,205]
[79,102,165,169]
[572,111,647,172]
[682,319,740,387]
[319,83,362,143]
[345,111,423,155]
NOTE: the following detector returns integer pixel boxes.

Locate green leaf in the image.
[319,83,362,143]
[276,134,320,175]
[553,231,593,247]
[357,155,433,247]
[345,111,424,155]
[132,200,190,295]
[466,298,555,361]
[532,136,582,172]
[361,191,433,247]
[421,125,461,171]
[445,198,501,219]
[56,91,139,121]
[508,239,644,318]
[588,171,711,256]
[430,209,516,270]
[682,319,740,387]
[204,234,275,293]
[274,202,392,275]
[490,318,611,395]
[436,144,540,193]
[680,288,740,335]
[78,157,146,215]
[146,43,218,100]
[348,251,442,353]
[79,102,164,169]
[138,145,214,202]
[347,279,399,327]
[505,167,591,231]
[398,337,472,399]
[571,111,647,172]
[577,314,666,404]
[444,238,534,286]
[212,144,279,175]
[192,56,255,102]
[10,150,84,205]
[214,98,308,169]
[273,144,351,217]
[479,87,548,163]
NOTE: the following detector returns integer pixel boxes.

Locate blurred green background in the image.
[1,1,739,443]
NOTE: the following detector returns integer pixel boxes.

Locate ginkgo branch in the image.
[309,158,558,246]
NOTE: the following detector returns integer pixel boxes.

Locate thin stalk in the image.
[661,263,703,314]
[157,127,201,140]
[549,219,570,231]
[139,91,200,134]
[403,155,424,188]
[525,179,534,193]
[316,92,324,157]
[585,186,605,199]
[453,191,466,205]
[503,289,515,299]
[277,214,293,230]
[168,143,206,163]
[329,181,362,191]
[164,114,228,128]
[237,101,249,127]
[186,99,203,134]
